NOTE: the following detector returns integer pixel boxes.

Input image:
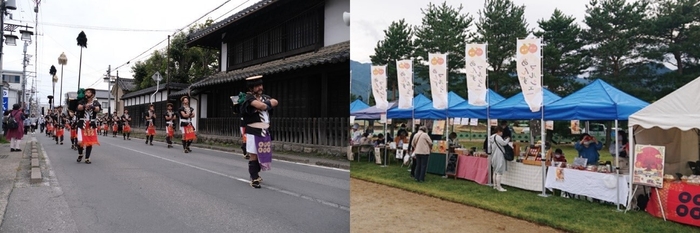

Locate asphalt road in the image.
[2,134,349,233]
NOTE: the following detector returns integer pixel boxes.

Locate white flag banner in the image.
[469,118,479,126]
[428,53,448,109]
[516,37,543,112]
[371,65,389,110]
[465,43,488,106]
[397,60,414,109]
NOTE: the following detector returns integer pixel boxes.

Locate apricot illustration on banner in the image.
[378,68,385,75]
[431,57,438,65]
[373,68,379,75]
[468,48,476,57]
[476,47,483,56]
[519,44,529,54]
[529,43,538,53]
[437,57,445,65]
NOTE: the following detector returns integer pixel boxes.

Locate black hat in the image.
[166,102,173,107]
[84,88,96,93]
[180,95,189,101]
[246,75,263,89]
[55,105,63,108]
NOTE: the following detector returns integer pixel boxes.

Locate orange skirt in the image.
[166,125,174,137]
[146,125,156,136]
[78,128,100,147]
[183,125,196,141]
[55,127,64,137]
[70,129,77,139]
[47,124,54,132]
[124,125,131,133]
[112,124,117,132]
[241,127,246,143]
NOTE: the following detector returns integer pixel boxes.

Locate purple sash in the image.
[254,134,272,171]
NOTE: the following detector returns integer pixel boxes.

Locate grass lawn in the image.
[350,149,697,233]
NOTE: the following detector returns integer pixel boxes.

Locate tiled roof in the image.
[168,88,190,98]
[190,41,349,89]
[120,83,189,100]
[116,78,136,92]
[188,0,278,44]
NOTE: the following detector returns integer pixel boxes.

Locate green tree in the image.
[535,9,587,96]
[130,20,219,91]
[473,0,528,97]
[582,0,648,85]
[642,0,700,75]
[370,19,414,101]
[413,1,473,97]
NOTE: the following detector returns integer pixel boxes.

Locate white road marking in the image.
[110,143,350,212]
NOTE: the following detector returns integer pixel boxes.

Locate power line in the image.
[14,20,176,32]
[114,0,247,72]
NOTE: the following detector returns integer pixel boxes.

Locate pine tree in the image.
[473,0,528,96]
[583,0,648,84]
[642,0,700,75]
[370,19,414,101]
[535,9,587,96]
[413,2,473,97]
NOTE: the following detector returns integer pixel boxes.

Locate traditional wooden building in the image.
[178,0,350,152]
[113,78,136,114]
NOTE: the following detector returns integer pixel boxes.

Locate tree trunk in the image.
[674,52,683,75]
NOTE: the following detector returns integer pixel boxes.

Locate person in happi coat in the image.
[145,104,156,145]
[163,103,177,148]
[76,88,102,164]
[121,109,132,140]
[240,75,278,189]
[179,96,196,153]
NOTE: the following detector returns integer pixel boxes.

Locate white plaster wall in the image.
[200,94,207,118]
[323,0,349,46]
[221,42,228,72]
[190,97,198,130]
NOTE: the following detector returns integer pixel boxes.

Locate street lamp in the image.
[20,25,32,112]
[58,52,67,108]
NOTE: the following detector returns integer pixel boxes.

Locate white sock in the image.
[11,139,17,149]
[15,139,21,149]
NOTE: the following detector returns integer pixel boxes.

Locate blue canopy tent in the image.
[350,99,370,114]
[489,89,562,120]
[451,89,506,119]
[414,92,466,119]
[351,101,398,120]
[386,94,432,119]
[544,79,649,120]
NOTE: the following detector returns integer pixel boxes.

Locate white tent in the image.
[627,76,700,209]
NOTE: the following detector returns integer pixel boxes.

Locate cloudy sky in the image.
[5,0,257,105]
[350,0,641,63]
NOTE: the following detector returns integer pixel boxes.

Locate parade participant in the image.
[163,103,177,148]
[121,109,132,140]
[53,106,65,145]
[145,104,156,145]
[76,88,101,164]
[69,110,78,150]
[45,115,53,137]
[179,96,196,153]
[112,111,120,137]
[241,75,278,189]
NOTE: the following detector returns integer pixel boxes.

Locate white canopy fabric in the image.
[629,76,700,131]
[629,76,700,176]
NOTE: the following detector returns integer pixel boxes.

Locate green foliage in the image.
[535,9,588,96]
[583,0,648,84]
[370,19,415,101]
[473,0,528,97]
[131,20,219,91]
[642,0,700,75]
[413,1,473,97]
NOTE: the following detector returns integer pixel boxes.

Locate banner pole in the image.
[538,36,549,198]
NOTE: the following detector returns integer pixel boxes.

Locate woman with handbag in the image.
[6,104,25,152]
[489,127,511,192]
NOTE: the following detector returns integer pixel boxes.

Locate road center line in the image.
[110,143,350,212]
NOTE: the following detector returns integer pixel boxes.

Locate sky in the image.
[350,0,642,63]
[3,0,258,105]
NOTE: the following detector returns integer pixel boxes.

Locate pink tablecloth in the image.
[456,155,489,185]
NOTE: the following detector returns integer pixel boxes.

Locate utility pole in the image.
[33,0,41,115]
[21,40,28,112]
[167,35,170,101]
[106,65,111,115]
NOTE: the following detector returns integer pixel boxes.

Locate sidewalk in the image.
[122,132,350,170]
[0,137,28,228]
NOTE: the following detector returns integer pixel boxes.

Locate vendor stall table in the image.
[455,155,489,185]
[427,153,446,176]
[501,161,545,191]
[647,181,700,227]
[545,167,628,206]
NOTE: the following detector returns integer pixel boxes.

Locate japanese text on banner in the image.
[465,44,488,106]
[428,53,448,109]
[371,65,389,110]
[516,38,543,112]
[396,60,414,109]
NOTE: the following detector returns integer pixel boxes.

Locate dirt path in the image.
[350,179,563,233]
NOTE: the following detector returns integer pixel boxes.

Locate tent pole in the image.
[538,39,548,198]
[615,120,621,211]
[626,125,635,211]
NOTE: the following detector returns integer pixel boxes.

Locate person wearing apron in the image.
[163,103,177,148]
[145,104,156,146]
[121,110,132,140]
[179,96,196,153]
[241,75,278,189]
[76,88,102,164]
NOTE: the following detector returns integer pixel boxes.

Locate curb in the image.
[29,141,42,184]
[124,133,351,170]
